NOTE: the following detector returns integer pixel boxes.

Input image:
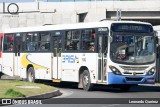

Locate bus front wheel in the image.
[27,67,36,82]
[82,70,93,91]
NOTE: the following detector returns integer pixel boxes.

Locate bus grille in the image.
[120,66,148,71]
[123,72,144,75]
[125,77,143,82]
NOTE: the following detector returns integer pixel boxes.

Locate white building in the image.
[0,0,160,31]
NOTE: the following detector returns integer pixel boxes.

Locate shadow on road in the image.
[37,80,160,93]
[93,85,160,93]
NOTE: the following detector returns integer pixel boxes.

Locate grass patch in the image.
[0,80,56,98]
[5,89,26,97]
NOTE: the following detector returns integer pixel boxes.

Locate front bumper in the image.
[108,72,156,85]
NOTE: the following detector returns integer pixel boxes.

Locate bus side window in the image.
[65,30,80,51]
[3,34,14,52]
[81,29,96,51]
[21,33,26,51]
[38,32,51,51]
[0,35,2,52]
[26,32,38,52]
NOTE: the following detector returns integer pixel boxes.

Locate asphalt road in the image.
[7,82,160,107]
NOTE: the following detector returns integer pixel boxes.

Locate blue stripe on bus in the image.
[108,72,156,85]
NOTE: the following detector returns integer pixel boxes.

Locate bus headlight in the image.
[109,66,122,75]
[146,67,155,75]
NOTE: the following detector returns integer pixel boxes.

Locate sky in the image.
[0,0,106,3]
[0,0,47,3]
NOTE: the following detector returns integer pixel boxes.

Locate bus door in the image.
[97,28,108,83]
[52,32,62,80]
[14,33,22,76]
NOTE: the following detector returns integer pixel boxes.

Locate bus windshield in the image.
[110,33,155,64]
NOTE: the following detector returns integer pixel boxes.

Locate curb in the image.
[26,89,62,99]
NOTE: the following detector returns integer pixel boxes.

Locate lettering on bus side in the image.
[98,28,108,32]
[62,55,79,63]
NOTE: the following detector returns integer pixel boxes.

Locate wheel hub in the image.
[83,75,89,86]
[28,72,33,82]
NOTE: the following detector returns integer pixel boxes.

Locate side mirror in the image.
[110,36,113,43]
[154,31,158,44]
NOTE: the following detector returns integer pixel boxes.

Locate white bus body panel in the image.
[61,53,97,83]
[2,53,14,76]
[20,53,52,80]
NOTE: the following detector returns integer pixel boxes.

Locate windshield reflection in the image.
[110,34,155,64]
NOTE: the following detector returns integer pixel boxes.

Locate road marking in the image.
[101,104,120,107]
[107,104,120,107]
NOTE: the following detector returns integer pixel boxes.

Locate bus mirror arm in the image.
[155,36,159,45]
[157,46,160,58]
[155,36,159,58]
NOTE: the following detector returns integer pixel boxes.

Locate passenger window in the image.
[81,29,96,51]
[25,32,38,51]
[65,30,80,51]
[38,32,51,51]
[3,34,14,52]
[0,35,3,52]
[21,33,26,51]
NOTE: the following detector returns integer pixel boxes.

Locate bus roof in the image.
[4,20,152,33]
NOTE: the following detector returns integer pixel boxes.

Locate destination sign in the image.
[111,23,153,33]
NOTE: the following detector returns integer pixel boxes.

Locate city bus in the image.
[0,33,3,73]
[1,21,157,91]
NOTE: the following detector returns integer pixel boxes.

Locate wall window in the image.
[81,29,96,51]
[78,13,87,22]
[38,32,51,51]
[65,30,80,51]
[3,34,14,52]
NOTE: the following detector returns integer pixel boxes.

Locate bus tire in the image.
[82,70,93,91]
[27,67,36,82]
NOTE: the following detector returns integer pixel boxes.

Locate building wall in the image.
[0,1,160,31]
